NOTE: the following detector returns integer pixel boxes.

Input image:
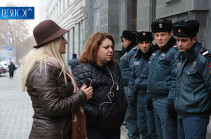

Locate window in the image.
[127,0,137,30]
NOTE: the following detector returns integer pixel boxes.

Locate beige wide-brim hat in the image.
[33,20,68,48]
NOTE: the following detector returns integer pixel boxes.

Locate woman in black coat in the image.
[8,62,16,79]
[73,32,127,139]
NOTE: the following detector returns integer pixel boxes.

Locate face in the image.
[96,38,113,66]
[122,38,131,48]
[59,37,67,54]
[154,32,172,48]
[176,37,197,52]
[138,41,152,54]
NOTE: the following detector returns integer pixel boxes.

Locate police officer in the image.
[173,19,211,139]
[147,20,178,139]
[119,30,140,139]
[128,31,157,139]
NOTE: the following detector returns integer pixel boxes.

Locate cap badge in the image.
[159,23,162,28]
[143,32,145,36]
[178,29,181,33]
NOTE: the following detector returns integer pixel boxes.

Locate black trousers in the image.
[9,71,14,78]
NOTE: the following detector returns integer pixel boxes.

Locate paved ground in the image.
[0,70,33,139]
[0,69,211,139]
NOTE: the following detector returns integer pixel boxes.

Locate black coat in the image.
[8,64,16,73]
[73,62,127,132]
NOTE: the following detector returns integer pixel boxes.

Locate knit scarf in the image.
[46,56,87,139]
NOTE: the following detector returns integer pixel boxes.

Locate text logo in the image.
[0,7,34,19]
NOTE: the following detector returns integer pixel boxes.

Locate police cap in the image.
[151,20,172,33]
[173,19,199,37]
[136,31,153,43]
[121,30,137,42]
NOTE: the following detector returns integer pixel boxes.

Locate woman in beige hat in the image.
[20,20,93,139]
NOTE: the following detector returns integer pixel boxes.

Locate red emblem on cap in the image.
[178,29,181,33]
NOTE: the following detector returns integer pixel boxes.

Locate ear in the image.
[192,37,197,43]
[168,32,173,37]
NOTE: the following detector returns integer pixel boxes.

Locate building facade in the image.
[46,0,86,63]
[45,0,211,63]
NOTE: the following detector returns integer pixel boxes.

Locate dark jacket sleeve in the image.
[30,66,87,117]
[167,50,178,104]
[73,64,102,121]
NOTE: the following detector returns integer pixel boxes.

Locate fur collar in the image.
[180,40,201,61]
[126,42,137,52]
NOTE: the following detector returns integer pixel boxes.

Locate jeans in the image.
[87,127,120,139]
[123,86,140,139]
[137,93,157,139]
[153,97,177,139]
[178,116,210,139]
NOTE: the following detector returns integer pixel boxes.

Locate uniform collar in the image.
[180,40,201,61]
[135,46,155,61]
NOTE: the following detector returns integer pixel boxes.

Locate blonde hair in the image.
[20,37,69,91]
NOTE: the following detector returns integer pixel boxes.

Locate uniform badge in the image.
[161,53,166,57]
[177,63,180,67]
[143,32,145,36]
[178,29,181,33]
[192,60,196,67]
[159,23,162,28]
[134,61,139,65]
[208,63,211,74]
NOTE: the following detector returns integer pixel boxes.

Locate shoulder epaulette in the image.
[133,46,138,51]
[173,45,179,50]
[200,48,211,59]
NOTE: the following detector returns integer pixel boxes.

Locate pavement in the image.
[0,69,211,139]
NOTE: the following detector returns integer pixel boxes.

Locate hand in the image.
[80,84,93,100]
[167,104,178,119]
[147,98,153,111]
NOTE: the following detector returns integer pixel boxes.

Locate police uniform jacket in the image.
[148,37,178,103]
[119,43,139,87]
[128,48,154,100]
[174,41,211,117]
[73,62,127,133]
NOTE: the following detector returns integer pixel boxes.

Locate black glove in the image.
[147,98,153,111]
[129,99,134,107]
[167,104,178,119]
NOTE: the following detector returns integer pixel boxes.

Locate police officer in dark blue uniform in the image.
[147,20,178,139]
[119,30,140,139]
[173,19,211,139]
[128,31,157,139]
